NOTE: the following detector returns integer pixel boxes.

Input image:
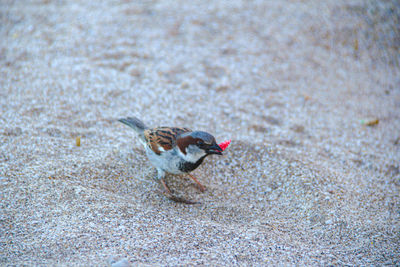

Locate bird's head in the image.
[177,131,223,162]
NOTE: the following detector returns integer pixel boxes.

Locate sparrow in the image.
[118,116,223,203]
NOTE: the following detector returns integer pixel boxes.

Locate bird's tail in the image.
[118,117,148,139]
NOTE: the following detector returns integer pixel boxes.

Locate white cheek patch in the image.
[179,145,206,163]
[158,146,165,152]
[177,147,187,158]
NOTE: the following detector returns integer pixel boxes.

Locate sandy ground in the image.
[1,0,399,265]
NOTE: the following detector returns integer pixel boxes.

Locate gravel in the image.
[1,0,399,265]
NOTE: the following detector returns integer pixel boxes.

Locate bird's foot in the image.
[158,178,198,204]
[188,173,206,192]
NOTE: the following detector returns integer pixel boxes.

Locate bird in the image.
[118,116,223,203]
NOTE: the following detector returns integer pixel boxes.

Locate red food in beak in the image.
[218,139,231,151]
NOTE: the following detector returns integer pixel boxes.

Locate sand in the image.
[1,0,399,265]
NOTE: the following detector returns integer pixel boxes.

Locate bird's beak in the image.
[206,143,223,155]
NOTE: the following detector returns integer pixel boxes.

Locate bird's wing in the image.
[144,127,191,155]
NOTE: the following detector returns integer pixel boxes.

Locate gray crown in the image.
[182,131,216,143]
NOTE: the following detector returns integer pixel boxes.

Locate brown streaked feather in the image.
[144,127,191,155]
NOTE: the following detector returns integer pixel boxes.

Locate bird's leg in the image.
[156,168,172,193]
[156,168,198,204]
[188,173,206,192]
[160,177,172,194]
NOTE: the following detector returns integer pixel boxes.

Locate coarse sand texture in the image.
[1,0,399,265]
